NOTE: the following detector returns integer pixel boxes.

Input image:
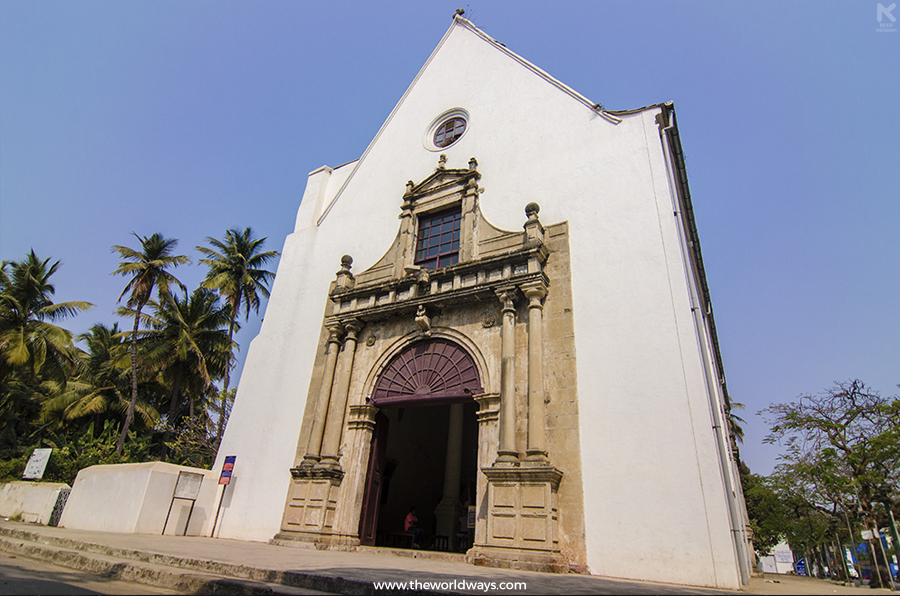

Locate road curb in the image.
[0,526,446,595]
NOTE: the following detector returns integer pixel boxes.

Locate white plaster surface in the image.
[210,18,743,589]
[60,462,217,536]
[0,481,69,525]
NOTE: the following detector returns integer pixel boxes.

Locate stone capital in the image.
[494,286,517,314]
[324,321,345,344]
[519,280,548,307]
[347,404,379,432]
[341,319,364,342]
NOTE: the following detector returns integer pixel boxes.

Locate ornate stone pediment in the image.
[327,156,550,327]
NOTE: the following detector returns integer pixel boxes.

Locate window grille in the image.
[415,208,461,269]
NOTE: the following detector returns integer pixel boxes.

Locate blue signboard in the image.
[219,455,236,485]
[796,558,807,576]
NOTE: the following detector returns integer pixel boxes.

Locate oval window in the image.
[433,116,467,148]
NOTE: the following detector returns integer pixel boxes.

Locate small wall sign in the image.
[22,448,52,480]
[219,455,236,485]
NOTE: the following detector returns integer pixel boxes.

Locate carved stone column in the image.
[474,393,500,546]
[319,319,363,470]
[521,280,549,464]
[330,404,380,545]
[435,402,464,549]
[494,286,519,466]
[302,321,344,466]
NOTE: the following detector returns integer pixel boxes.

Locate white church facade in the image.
[210,16,750,590]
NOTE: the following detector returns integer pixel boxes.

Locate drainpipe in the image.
[661,104,750,585]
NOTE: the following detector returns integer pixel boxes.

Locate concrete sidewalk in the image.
[0,520,881,595]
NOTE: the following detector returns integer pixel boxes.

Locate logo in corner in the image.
[877,3,897,32]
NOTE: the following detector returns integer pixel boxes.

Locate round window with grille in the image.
[425,109,469,151]
[433,117,467,148]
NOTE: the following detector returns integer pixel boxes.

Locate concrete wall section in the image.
[60,462,216,536]
[0,482,69,525]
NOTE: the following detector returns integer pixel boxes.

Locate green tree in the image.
[0,252,92,451]
[41,323,159,436]
[761,380,900,516]
[143,288,231,427]
[112,233,188,454]
[739,462,787,554]
[761,379,900,586]
[197,228,278,441]
[728,401,746,445]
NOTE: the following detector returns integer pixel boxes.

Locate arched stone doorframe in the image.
[358,327,495,403]
[352,329,500,551]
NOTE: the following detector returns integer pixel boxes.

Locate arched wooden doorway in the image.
[359,338,482,547]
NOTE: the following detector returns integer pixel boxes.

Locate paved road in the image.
[0,551,179,595]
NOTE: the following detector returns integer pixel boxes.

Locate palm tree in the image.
[42,323,159,435]
[727,401,746,445]
[143,288,231,428]
[197,228,278,441]
[0,252,93,381]
[112,233,188,454]
[0,252,92,449]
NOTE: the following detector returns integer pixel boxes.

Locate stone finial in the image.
[406,180,415,194]
[438,154,447,169]
[468,157,478,171]
[524,202,545,244]
[335,255,355,290]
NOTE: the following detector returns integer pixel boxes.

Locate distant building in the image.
[759,540,796,574]
[211,16,749,589]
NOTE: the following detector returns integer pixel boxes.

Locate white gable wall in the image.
[211,19,740,588]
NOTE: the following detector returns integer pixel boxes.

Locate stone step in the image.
[0,534,323,595]
[0,525,445,595]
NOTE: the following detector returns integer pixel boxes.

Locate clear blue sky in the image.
[1,1,897,476]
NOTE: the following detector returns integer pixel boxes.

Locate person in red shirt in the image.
[404,505,424,548]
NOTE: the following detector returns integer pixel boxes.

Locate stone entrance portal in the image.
[275,158,571,572]
[361,339,481,551]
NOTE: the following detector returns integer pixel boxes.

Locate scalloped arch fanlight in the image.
[371,339,482,407]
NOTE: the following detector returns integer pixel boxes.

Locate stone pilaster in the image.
[330,404,380,545]
[520,280,549,464]
[319,319,363,470]
[301,321,344,466]
[435,402,464,549]
[474,393,500,546]
[494,286,519,466]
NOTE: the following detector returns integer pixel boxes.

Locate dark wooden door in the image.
[358,412,389,545]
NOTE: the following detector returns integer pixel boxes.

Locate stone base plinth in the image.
[469,545,568,573]
[279,467,343,541]
[475,464,565,572]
